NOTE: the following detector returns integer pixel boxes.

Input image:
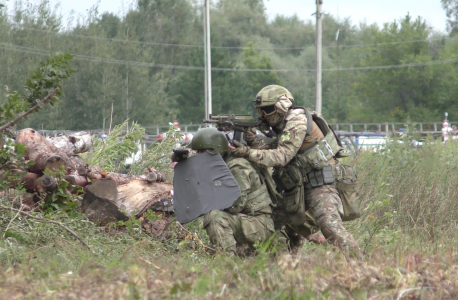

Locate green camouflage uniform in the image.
[203,155,275,253]
[246,108,360,256]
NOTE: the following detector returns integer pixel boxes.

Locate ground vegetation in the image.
[1,0,457,129]
[2,1,458,299]
[1,133,458,298]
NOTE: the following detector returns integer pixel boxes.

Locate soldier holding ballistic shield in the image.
[172,127,275,255]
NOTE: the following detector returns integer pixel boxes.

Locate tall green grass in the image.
[1,135,458,298]
[347,136,458,253]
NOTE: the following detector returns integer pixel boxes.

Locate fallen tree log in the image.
[47,132,93,156]
[69,155,86,171]
[10,127,172,225]
[81,178,173,225]
[8,192,40,210]
[87,166,164,183]
[40,175,57,192]
[63,174,88,188]
[0,169,67,195]
[116,180,173,217]
[16,128,72,174]
[81,179,129,225]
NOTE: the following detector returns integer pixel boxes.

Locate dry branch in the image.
[177,221,216,252]
[0,205,94,253]
[87,166,164,184]
[0,88,59,132]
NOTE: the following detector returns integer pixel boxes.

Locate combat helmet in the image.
[254,85,294,108]
[191,127,229,154]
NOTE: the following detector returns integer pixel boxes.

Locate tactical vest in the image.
[226,158,273,215]
[273,108,345,191]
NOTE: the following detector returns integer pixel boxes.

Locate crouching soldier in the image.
[230,85,361,258]
[172,128,275,255]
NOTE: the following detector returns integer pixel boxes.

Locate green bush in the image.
[349,135,458,251]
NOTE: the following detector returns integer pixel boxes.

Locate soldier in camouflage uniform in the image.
[230,85,361,257]
[172,128,275,254]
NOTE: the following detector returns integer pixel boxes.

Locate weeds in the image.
[1,135,458,298]
[130,125,183,180]
[81,120,145,172]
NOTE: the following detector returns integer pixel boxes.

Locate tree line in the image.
[1,0,458,130]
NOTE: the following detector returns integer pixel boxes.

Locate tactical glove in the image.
[171,149,189,162]
[231,140,251,158]
[244,128,258,146]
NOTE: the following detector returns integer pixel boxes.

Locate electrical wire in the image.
[0,22,449,51]
[1,42,457,72]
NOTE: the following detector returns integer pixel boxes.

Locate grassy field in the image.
[2,136,458,299]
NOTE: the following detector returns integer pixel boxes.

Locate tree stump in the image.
[81,179,129,226]
[81,178,173,224]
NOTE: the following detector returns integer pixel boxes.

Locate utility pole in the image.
[205,0,212,117]
[315,0,323,114]
[336,28,340,122]
[126,72,129,131]
[202,0,208,121]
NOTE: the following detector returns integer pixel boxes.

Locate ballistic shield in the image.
[173,151,241,223]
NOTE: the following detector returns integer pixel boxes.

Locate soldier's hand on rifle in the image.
[244,127,257,146]
[229,140,251,158]
[171,149,189,162]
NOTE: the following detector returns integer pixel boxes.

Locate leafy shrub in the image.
[129,125,183,180]
[81,120,145,172]
[0,52,75,133]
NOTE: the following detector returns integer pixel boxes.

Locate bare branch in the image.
[0,205,94,253]
[0,88,59,132]
[176,221,216,252]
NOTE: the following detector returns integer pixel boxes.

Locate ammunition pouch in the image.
[273,164,304,192]
[306,165,335,188]
[333,164,360,221]
[299,130,342,170]
[283,185,302,214]
[282,185,309,226]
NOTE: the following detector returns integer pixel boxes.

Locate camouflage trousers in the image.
[306,184,360,257]
[203,210,275,253]
[273,184,360,257]
[271,206,318,251]
[272,206,318,238]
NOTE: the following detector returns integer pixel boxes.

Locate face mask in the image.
[264,110,285,127]
[275,97,293,113]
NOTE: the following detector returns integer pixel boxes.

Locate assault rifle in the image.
[203,114,264,145]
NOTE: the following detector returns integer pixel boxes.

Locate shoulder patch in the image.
[281,132,291,142]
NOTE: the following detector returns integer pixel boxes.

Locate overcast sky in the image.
[5,0,448,32]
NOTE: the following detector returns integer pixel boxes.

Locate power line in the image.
[1,42,457,72]
[0,43,205,70]
[0,22,450,51]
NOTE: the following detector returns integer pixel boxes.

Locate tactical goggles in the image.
[256,105,276,117]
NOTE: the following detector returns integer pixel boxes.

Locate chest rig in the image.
[273,108,345,191]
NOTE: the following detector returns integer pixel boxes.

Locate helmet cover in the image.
[191,127,229,154]
[253,85,294,108]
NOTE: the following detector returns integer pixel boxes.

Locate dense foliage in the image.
[0,52,74,132]
[0,0,456,130]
